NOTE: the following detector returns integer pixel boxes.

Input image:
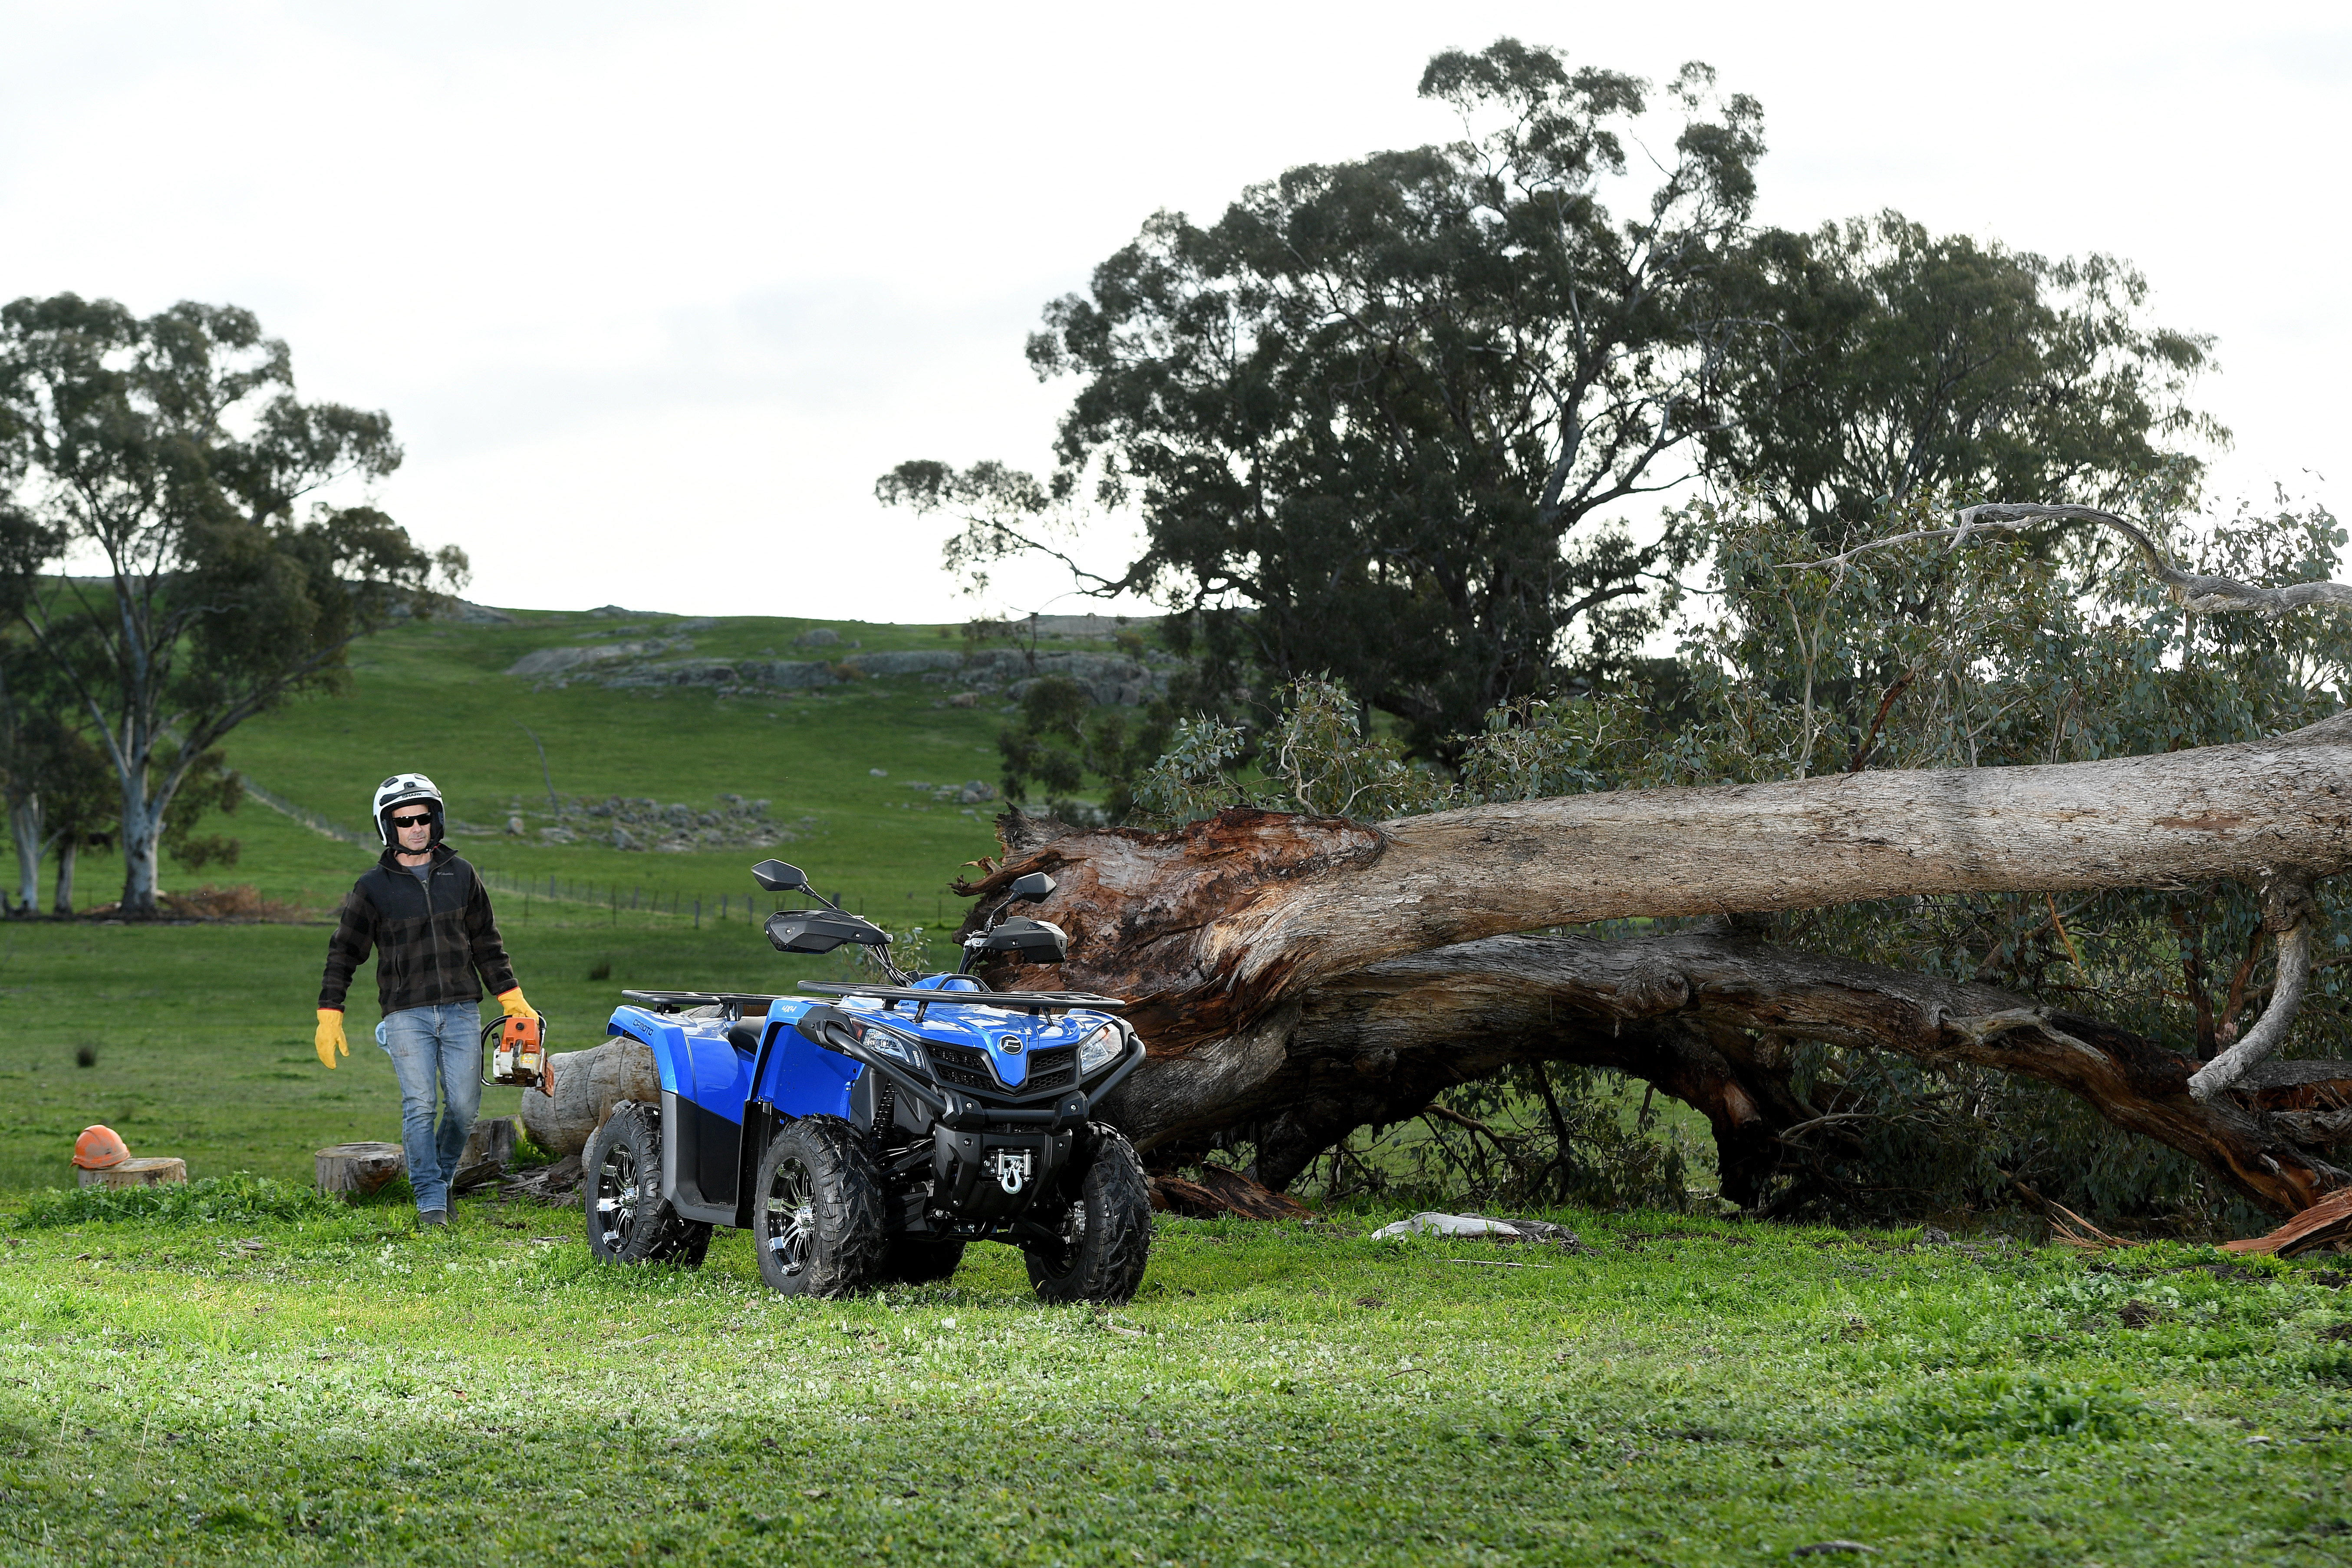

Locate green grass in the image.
[0,912,897,1193]
[11,608,2351,1562]
[1,1198,2348,1565]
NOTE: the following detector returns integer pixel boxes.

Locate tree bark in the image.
[118,787,163,917]
[314,1141,405,1196]
[965,713,2352,1058]
[520,1037,660,1158]
[10,797,40,913]
[1085,929,2344,1216]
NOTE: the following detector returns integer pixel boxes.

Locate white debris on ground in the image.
[1368,1212,1584,1246]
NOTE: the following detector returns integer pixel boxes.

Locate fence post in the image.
[694,897,701,930]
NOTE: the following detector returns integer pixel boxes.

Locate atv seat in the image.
[726,1020,762,1056]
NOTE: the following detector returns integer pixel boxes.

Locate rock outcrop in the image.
[505,638,1181,706]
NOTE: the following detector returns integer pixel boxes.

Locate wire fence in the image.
[243,785,824,930]
[242,783,949,943]
[471,868,967,976]
[241,781,372,846]
[475,866,809,930]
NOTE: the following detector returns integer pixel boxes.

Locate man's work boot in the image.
[418,1209,449,1228]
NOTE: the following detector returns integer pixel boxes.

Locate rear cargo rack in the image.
[619,990,783,1017]
[799,982,1129,1014]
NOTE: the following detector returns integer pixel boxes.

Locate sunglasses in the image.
[390,812,433,828]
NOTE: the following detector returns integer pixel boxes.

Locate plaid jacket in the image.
[319,844,517,1014]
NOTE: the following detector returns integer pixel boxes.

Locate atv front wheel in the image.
[753,1115,886,1298]
[583,1102,712,1266]
[1024,1123,1152,1304]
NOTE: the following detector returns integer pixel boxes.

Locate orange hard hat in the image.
[72,1125,129,1170]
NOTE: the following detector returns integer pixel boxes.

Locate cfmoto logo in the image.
[997,1034,1025,1055]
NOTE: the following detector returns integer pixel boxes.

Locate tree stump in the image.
[315,1141,405,1197]
[76,1156,186,1189]
[452,1116,518,1192]
[519,1037,660,1157]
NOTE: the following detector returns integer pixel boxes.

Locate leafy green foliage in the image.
[1710,211,2223,534]
[19,1171,345,1229]
[1266,676,1453,819]
[1129,714,1254,827]
[995,674,1178,824]
[1854,1372,2145,1454]
[1128,675,1451,827]
[159,745,244,872]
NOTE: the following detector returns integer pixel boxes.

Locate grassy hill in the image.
[202,606,1050,930]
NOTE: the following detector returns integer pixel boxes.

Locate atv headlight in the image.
[1076,1024,1122,1076]
[859,1024,924,1070]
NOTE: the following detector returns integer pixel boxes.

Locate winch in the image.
[990,1149,1034,1194]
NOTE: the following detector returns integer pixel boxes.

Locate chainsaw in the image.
[480,1012,553,1092]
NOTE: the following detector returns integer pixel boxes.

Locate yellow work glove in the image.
[314,1008,348,1070]
[496,988,536,1021]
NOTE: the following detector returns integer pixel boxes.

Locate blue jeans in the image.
[379,1003,483,1214]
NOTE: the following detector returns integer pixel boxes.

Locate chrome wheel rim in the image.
[764,1155,817,1277]
[595,1144,639,1250]
[1042,1193,1088,1274]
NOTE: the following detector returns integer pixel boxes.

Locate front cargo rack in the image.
[799,982,1129,1013]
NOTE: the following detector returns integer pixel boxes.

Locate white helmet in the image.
[372,772,445,846]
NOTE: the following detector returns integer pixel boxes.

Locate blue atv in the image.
[580,858,1154,1302]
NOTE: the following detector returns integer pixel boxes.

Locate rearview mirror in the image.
[751,859,807,893]
[1008,871,1057,905]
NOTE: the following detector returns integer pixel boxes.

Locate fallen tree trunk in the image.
[520,1037,660,1158]
[963,712,2352,1057]
[515,935,2343,1216]
[1089,930,2347,1216]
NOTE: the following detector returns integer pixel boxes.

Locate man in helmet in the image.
[314,773,535,1228]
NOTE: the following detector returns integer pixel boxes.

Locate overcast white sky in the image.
[2,2,2344,621]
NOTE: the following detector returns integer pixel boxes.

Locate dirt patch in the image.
[76,884,317,923]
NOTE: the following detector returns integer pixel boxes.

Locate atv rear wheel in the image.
[876,1235,966,1285]
[583,1102,712,1266]
[1024,1123,1152,1304]
[753,1115,886,1298]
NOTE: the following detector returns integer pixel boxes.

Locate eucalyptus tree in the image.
[1706,212,2224,532]
[0,293,464,915]
[886,38,1768,752]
